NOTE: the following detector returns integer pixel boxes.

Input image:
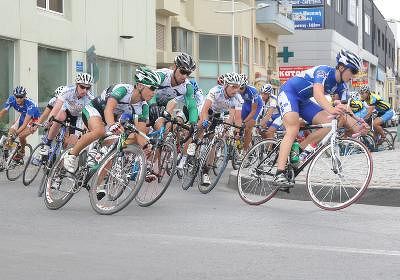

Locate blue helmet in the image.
[13,86,27,98]
[189,79,199,93]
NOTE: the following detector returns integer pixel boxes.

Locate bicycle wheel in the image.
[135,140,177,207]
[231,145,245,170]
[198,138,228,194]
[237,139,280,205]
[359,134,376,152]
[383,128,394,149]
[181,155,200,190]
[43,149,75,210]
[89,145,146,215]
[22,143,45,186]
[6,144,32,181]
[307,138,373,210]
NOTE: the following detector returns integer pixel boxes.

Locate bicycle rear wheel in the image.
[307,138,372,210]
[198,138,228,194]
[237,139,280,205]
[6,144,32,181]
[43,149,75,210]
[135,141,177,207]
[89,144,146,215]
[23,143,45,186]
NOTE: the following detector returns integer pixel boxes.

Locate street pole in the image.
[231,0,235,72]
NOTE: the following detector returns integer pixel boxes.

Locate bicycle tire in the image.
[231,146,244,170]
[383,128,394,149]
[198,138,228,194]
[22,143,45,186]
[6,144,32,181]
[359,134,376,152]
[89,144,146,215]
[43,149,75,210]
[306,138,372,210]
[237,139,280,205]
[135,140,177,207]
[181,155,200,190]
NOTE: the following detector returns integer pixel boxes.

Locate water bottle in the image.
[290,141,300,163]
[0,135,7,146]
[298,142,317,164]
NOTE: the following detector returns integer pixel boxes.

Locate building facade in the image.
[156,0,294,92]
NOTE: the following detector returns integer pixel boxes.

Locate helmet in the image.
[336,49,362,73]
[239,73,249,88]
[359,84,370,93]
[350,99,363,112]
[75,73,94,86]
[174,53,196,72]
[189,79,200,93]
[261,83,273,94]
[134,66,162,88]
[13,86,27,98]
[223,72,241,86]
[217,74,226,86]
[54,86,66,96]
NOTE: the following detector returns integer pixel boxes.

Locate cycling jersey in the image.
[83,84,148,125]
[3,95,41,127]
[278,65,348,123]
[58,85,94,116]
[207,85,243,114]
[149,68,198,124]
[365,93,391,114]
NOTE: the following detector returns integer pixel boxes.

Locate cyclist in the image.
[198,72,243,185]
[35,86,67,127]
[359,85,394,144]
[349,92,368,120]
[0,86,41,161]
[40,73,94,156]
[238,73,263,152]
[259,83,283,139]
[275,49,362,185]
[148,52,198,129]
[63,66,161,173]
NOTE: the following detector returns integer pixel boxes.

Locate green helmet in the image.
[134,66,161,89]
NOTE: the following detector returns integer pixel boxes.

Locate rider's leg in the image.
[373,117,385,141]
[70,117,105,156]
[276,112,300,171]
[243,119,255,151]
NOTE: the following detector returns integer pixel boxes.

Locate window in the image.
[37,0,63,14]
[253,38,259,64]
[0,38,14,126]
[347,0,357,25]
[242,37,249,75]
[268,45,277,71]
[382,33,385,49]
[336,0,343,15]
[172,27,193,55]
[198,34,241,92]
[38,47,67,108]
[378,29,380,47]
[156,24,165,51]
[95,58,137,93]
[260,40,266,66]
[364,14,370,35]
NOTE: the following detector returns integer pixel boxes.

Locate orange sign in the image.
[351,60,369,88]
[279,66,313,83]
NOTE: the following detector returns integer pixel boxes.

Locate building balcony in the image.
[256,0,294,35]
[156,0,180,16]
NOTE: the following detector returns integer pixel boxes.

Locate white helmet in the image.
[261,83,273,94]
[239,73,249,88]
[54,86,66,96]
[336,49,362,73]
[223,72,241,86]
[75,73,94,86]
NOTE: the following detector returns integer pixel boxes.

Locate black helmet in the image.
[174,53,196,72]
[13,86,27,98]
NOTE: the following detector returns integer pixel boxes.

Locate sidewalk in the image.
[226,137,400,207]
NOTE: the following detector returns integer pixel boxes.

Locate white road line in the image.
[116,232,400,257]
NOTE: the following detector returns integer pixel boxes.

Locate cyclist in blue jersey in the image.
[0,86,41,160]
[275,49,363,185]
[238,73,263,152]
[259,83,283,139]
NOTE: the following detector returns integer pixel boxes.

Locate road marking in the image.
[116,232,400,257]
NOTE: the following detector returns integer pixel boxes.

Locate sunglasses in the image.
[78,84,91,90]
[143,84,158,91]
[179,69,192,76]
[350,68,358,75]
[14,96,25,99]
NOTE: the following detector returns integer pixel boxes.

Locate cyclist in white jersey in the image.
[63,67,161,173]
[259,83,283,138]
[198,72,243,185]
[40,73,94,155]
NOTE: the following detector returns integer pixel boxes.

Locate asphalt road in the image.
[1,177,400,280]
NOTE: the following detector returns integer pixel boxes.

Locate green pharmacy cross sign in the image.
[278,47,294,63]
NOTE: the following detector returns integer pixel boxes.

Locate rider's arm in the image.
[243,103,258,123]
[260,107,275,127]
[184,83,199,124]
[16,115,32,135]
[48,99,63,120]
[0,108,8,119]
[104,97,118,127]
[199,99,211,125]
[313,84,336,114]
[364,104,375,120]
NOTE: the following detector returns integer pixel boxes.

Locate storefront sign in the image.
[279,65,313,82]
[351,60,369,88]
[292,7,324,29]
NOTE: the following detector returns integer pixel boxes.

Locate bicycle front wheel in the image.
[23,143,45,186]
[237,139,280,205]
[306,138,373,210]
[135,140,177,207]
[6,144,32,181]
[89,144,146,215]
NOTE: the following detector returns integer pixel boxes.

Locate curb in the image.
[227,170,400,207]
